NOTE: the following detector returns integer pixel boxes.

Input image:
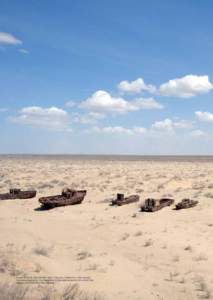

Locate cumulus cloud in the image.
[0,32,22,45]
[159,75,213,98]
[118,78,156,94]
[10,106,70,131]
[92,126,147,135]
[73,112,105,125]
[132,98,163,109]
[80,90,162,114]
[80,90,133,114]
[152,118,194,134]
[152,118,174,133]
[195,111,213,122]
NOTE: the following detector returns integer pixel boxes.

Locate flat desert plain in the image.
[0,156,213,300]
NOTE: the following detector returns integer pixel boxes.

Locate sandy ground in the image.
[0,156,213,300]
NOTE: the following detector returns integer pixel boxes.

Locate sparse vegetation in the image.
[143,239,153,247]
[0,253,23,276]
[204,192,213,198]
[194,254,208,262]
[0,282,106,300]
[33,245,52,257]
[194,276,211,299]
[134,230,143,237]
[121,233,129,241]
[77,251,92,260]
[184,245,192,251]
[0,282,28,300]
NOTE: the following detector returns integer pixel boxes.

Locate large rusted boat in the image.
[175,198,198,210]
[111,193,139,206]
[141,198,174,212]
[0,189,36,200]
[39,188,87,208]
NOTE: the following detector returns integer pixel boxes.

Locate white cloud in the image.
[195,111,213,122]
[190,130,206,138]
[173,119,194,129]
[19,48,29,54]
[152,118,174,133]
[152,118,194,133]
[159,75,213,98]
[65,100,76,108]
[80,90,162,114]
[80,90,133,114]
[10,106,70,131]
[118,78,156,94]
[132,98,163,109]
[0,32,22,45]
[73,112,105,125]
[92,126,147,135]
[132,126,147,134]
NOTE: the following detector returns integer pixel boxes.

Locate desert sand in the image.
[0,155,213,300]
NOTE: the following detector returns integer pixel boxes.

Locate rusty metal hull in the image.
[111,194,139,206]
[175,199,198,210]
[39,190,86,208]
[141,198,174,212]
[0,190,36,200]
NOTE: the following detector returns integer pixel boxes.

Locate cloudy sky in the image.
[0,0,213,154]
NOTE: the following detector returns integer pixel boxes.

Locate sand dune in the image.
[0,156,213,299]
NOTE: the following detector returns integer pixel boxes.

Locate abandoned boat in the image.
[39,188,87,208]
[141,198,174,212]
[111,193,139,206]
[0,189,36,200]
[175,198,198,210]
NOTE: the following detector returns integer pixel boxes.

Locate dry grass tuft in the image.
[184,245,192,252]
[77,251,92,260]
[143,239,153,247]
[33,245,52,257]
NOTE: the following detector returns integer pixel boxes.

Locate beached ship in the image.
[141,198,174,212]
[39,188,87,208]
[111,193,139,206]
[175,198,198,210]
[0,188,36,200]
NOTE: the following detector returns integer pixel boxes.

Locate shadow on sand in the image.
[34,205,54,211]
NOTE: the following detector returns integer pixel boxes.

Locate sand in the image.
[0,156,213,299]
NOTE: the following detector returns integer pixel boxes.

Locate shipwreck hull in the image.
[175,199,198,210]
[0,189,36,200]
[111,193,139,206]
[141,198,174,212]
[39,189,87,208]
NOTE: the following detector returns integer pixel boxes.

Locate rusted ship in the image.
[175,198,198,210]
[111,193,139,206]
[141,198,174,212]
[39,188,87,208]
[0,188,36,200]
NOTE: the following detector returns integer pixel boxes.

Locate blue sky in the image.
[0,0,213,154]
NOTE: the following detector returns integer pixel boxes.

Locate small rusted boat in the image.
[141,198,174,212]
[0,189,36,200]
[39,188,87,208]
[111,193,139,206]
[175,198,198,210]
